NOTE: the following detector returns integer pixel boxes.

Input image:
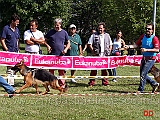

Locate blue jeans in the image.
[107,69,116,76]
[138,58,157,92]
[0,76,15,94]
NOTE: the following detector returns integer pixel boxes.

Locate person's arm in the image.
[79,45,83,56]
[83,43,88,53]
[0,38,8,51]
[30,37,45,44]
[119,39,126,50]
[44,41,52,54]
[62,40,70,54]
[88,35,95,55]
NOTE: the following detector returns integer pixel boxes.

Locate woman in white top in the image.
[111,30,125,82]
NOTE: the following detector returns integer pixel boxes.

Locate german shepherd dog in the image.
[149,65,160,91]
[11,60,68,95]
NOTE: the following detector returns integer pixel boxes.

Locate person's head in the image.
[145,23,154,37]
[90,28,96,34]
[69,24,76,35]
[116,30,122,38]
[10,14,20,27]
[97,22,106,34]
[54,18,62,31]
[29,19,38,32]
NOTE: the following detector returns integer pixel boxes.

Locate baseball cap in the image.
[69,24,76,29]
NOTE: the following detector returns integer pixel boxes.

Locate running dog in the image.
[11,60,68,95]
[149,65,160,91]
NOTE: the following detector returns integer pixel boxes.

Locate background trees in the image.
[0,0,160,46]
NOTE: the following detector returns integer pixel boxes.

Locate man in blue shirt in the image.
[45,18,70,89]
[0,14,20,76]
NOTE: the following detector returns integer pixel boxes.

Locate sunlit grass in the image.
[0,43,160,120]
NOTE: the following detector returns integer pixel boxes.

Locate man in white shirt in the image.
[88,22,112,87]
[24,19,45,54]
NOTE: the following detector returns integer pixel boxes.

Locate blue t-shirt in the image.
[45,29,69,55]
[142,35,157,56]
[1,25,20,52]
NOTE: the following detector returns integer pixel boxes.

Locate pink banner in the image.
[0,51,160,69]
[73,56,109,70]
[0,51,31,66]
[31,55,72,69]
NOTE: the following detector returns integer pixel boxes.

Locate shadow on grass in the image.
[66,82,88,87]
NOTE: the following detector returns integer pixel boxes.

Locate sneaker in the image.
[8,91,15,98]
[152,83,159,93]
[70,79,76,83]
[112,78,117,82]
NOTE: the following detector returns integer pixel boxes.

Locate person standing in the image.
[24,19,45,54]
[111,30,126,82]
[82,28,96,56]
[125,23,159,93]
[87,22,112,87]
[0,14,20,75]
[67,24,83,83]
[45,18,70,89]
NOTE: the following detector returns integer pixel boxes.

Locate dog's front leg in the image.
[15,82,32,93]
[15,76,32,93]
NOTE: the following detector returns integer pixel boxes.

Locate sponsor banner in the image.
[31,55,72,69]
[0,51,31,66]
[0,51,160,69]
[73,56,109,70]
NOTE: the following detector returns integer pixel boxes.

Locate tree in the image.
[0,0,71,36]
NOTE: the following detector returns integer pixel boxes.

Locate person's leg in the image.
[70,70,76,83]
[101,70,109,86]
[0,76,15,94]
[88,70,97,86]
[49,69,55,75]
[112,68,117,82]
[58,70,65,88]
[138,59,157,92]
[107,69,112,76]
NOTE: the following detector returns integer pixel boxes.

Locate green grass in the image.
[0,43,160,120]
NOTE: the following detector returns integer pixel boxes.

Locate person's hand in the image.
[124,45,129,49]
[47,46,52,54]
[141,48,147,52]
[62,49,67,54]
[30,36,35,41]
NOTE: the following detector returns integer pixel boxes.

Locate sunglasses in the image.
[146,27,152,30]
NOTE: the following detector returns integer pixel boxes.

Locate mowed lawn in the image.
[0,43,160,120]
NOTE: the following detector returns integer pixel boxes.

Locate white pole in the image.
[153,0,157,35]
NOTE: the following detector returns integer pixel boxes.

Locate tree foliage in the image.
[0,0,160,45]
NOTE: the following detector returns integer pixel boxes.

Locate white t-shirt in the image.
[24,30,44,52]
[88,33,112,56]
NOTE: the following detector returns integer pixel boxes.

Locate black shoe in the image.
[152,83,159,93]
[8,91,15,98]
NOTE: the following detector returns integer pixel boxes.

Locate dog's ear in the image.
[20,59,25,65]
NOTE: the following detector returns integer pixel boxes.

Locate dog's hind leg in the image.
[41,82,50,95]
[33,82,40,94]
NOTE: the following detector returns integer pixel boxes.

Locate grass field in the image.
[0,43,160,120]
